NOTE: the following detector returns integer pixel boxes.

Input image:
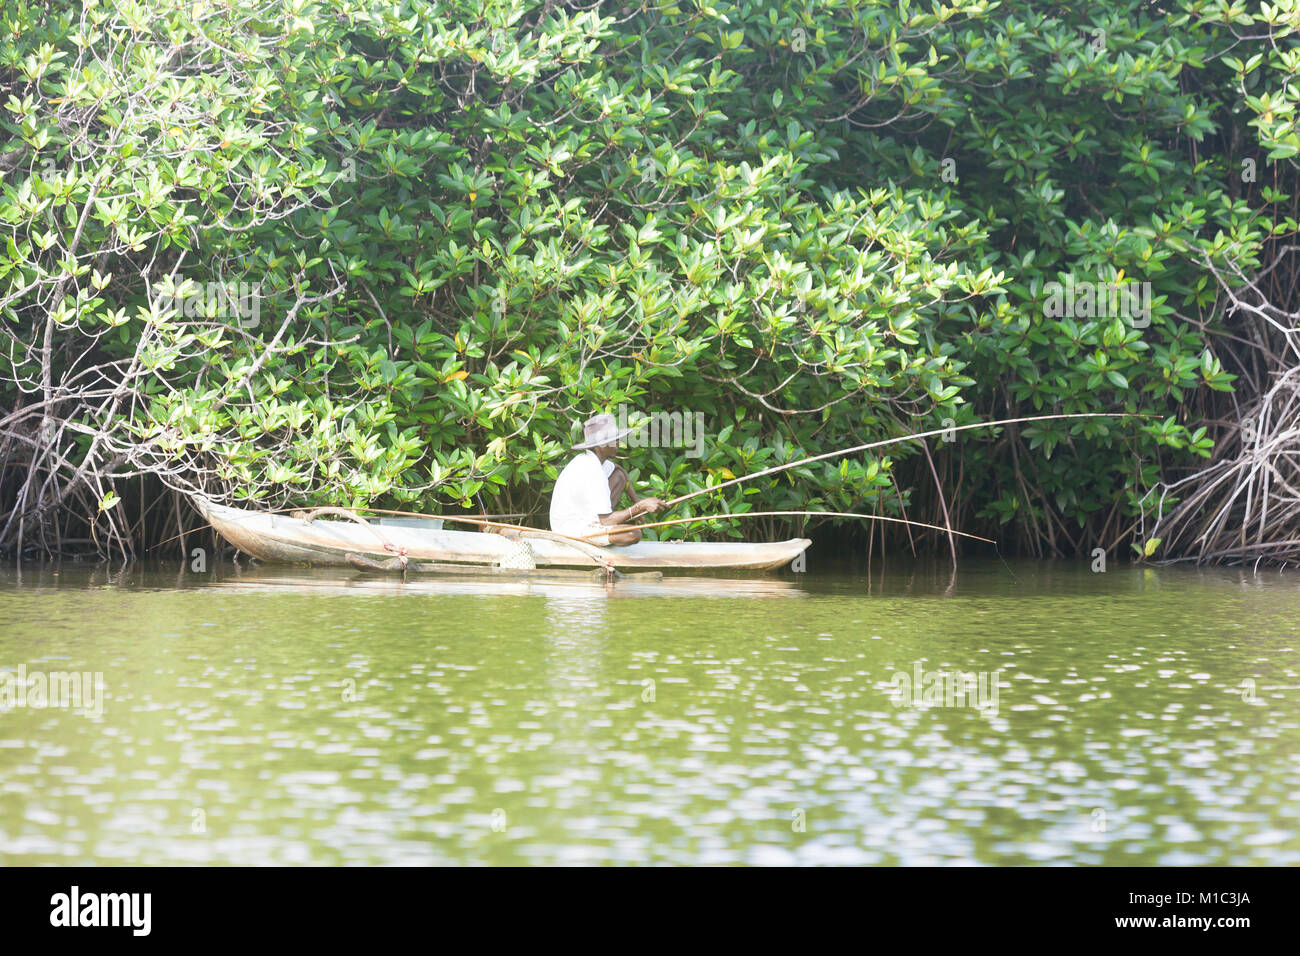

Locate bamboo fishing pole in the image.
[664,412,1151,507]
[578,510,995,543]
[186,413,1132,553]
[199,502,993,548]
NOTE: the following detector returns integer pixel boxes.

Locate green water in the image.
[0,559,1297,865]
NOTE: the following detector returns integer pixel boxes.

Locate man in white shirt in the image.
[550,413,666,546]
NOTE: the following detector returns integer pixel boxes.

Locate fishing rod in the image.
[664,412,1152,507]
[347,506,992,546]
[161,500,992,555]
[178,413,1128,551]
[578,510,995,543]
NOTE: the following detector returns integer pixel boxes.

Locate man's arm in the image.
[606,462,640,506]
[611,463,640,503]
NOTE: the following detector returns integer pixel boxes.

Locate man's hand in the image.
[633,497,666,518]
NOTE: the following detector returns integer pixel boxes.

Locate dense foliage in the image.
[1,0,1297,558]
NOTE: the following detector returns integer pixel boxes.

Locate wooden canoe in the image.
[195,498,811,573]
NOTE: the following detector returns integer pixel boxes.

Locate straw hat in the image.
[572,412,633,450]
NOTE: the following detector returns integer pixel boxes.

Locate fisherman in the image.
[550,413,666,546]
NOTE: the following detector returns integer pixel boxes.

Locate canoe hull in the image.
[195,498,811,573]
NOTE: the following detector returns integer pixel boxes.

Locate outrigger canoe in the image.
[195,498,811,575]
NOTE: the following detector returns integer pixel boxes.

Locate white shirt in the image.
[550,451,615,534]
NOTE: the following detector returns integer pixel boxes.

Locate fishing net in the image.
[498,538,537,570]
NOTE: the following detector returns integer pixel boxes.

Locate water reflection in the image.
[0,559,1297,865]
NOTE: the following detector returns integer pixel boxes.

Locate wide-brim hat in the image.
[572,412,634,450]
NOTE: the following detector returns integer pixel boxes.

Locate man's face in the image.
[594,442,620,461]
